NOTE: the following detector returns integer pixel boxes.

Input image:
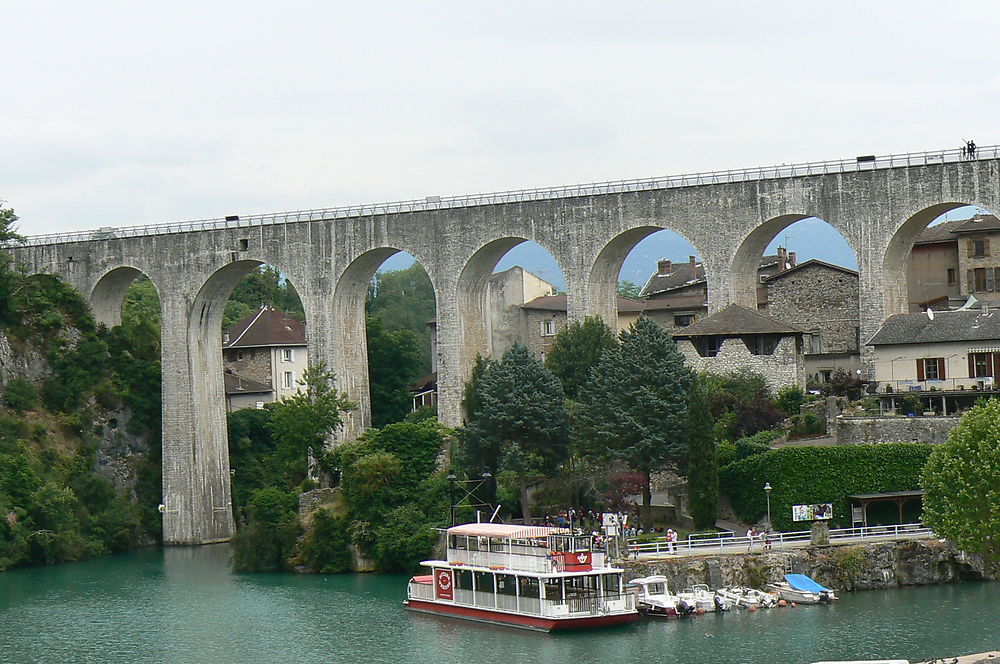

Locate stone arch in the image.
[90,266,155,328]
[730,214,861,308]
[331,247,440,434]
[588,225,708,326]
[455,236,569,382]
[882,202,978,316]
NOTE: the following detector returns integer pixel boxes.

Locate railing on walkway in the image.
[627,522,934,557]
[21,145,1000,246]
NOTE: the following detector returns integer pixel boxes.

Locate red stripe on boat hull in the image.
[404,599,639,632]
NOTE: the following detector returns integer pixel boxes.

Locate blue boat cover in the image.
[784,574,831,593]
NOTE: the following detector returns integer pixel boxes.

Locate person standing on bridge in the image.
[746,527,757,552]
[968,139,977,158]
[665,528,677,554]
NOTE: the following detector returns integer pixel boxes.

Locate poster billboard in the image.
[792,503,833,521]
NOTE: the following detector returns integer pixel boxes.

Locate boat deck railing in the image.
[628,522,934,558]
[22,144,1000,246]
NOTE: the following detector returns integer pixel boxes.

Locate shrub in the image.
[720,443,933,531]
[5,377,38,412]
[296,509,352,574]
[774,385,805,417]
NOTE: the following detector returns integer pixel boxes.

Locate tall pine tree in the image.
[466,344,569,519]
[544,315,618,399]
[686,375,718,531]
[577,315,694,526]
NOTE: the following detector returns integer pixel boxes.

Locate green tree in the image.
[686,377,718,530]
[366,316,423,428]
[366,263,436,369]
[617,280,642,299]
[466,344,569,519]
[267,362,356,478]
[122,277,161,333]
[921,398,1000,564]
[577,315,694,526]
[774,385,805,417]
[544,315,618,399]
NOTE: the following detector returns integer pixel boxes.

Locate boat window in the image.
[496,574,517,596]
[449,535,467,550]
[518,576,540,600]
[602,573,621,595]
[542,578,563,602]
[647,582,664,595]
[473,572,494,593]
[565,575,598,598]
[454,569,473,591]
[489,539,508,553]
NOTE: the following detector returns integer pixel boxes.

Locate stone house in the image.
[520,294,644,361]
[222,306,308,410]
[906,214,1000,311]
[638,249,795,332]
[867,308,1000,394]
[763,259,861,382]
[673,304,806,390]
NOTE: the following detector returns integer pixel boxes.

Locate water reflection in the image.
[0,546,997,664]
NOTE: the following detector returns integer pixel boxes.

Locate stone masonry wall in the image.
[835,415,960,444]
[766,263,860,356]
[522,309,567,359]
[677,335,804,390]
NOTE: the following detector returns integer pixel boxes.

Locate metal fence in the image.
[22,144,1000,247]
[627,522,934,557]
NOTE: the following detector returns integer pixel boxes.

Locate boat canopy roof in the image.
[784,574,832,593]
[447,523,570,539]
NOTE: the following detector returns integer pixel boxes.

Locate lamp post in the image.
[447,473,457,527]
[764,482,773,532]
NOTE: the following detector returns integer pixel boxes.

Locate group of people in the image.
[543,507,604,530]
[745,527,772,551]
[962,139,977,159]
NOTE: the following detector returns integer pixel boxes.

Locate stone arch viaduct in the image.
[11,146,1000,545]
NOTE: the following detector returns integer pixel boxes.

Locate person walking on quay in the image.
[666,528,677,554]
[746,527,757,552]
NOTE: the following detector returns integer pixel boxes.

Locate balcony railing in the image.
[21,144,1000,247]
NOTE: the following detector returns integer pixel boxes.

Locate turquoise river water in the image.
[0,544,997,664]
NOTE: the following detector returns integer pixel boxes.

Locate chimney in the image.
[777,246,787,270]
[657,258,672,275]
[788,251,797,267]
[689,255,697,280]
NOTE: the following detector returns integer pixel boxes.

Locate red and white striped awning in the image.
[447,523,570,539]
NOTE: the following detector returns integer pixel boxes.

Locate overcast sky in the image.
[4,2,1000,246]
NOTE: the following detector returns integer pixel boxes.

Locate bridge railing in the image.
[21,144,1000,246]
[627,522,935,557]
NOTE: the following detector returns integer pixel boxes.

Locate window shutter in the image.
[917,359,925,381]
[968,269,975,292]
[938,357,946,380]
[985,237,991,256]
[968,354,975,378]
[993,352,1000,378]
[988,268,996,292]
[968,239,976,257]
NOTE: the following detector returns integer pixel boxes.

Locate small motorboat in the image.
[716,586,779,609]
[627,575,685,618]
[679,584,731,613]
[768,574,837,604]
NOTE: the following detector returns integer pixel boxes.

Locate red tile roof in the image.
[224,307,306,348]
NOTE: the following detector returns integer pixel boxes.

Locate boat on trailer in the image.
[405,523,640,632]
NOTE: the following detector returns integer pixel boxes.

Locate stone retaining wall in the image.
[621,539,992,593]
[835,415,960,445]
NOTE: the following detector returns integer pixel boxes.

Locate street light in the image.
[764,482,773,532]
[447,473,457,527]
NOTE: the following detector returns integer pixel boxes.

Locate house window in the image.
[674,314,695,327]
[973,239,988,257]
[282,371,294,389]
[970,267,991,292]
[917,358,945,381]
[281,348,294,362]
[969,352,993,378]
[947,268,956,286]
[809,330,822,354]
[692,336,724,358]
[236,351,245,361]
[540,320,556,337]
[742,334,779,356]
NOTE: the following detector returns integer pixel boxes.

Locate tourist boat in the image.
[405,523,640,632]
[626,575,688,618]
[767,574,838,604]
